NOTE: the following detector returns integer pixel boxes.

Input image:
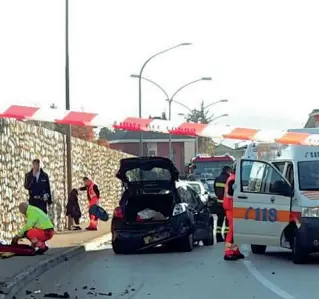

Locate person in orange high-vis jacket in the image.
[79,177,100,230]
[223,165,245,261]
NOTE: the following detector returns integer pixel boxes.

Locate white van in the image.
[233,134,319,264]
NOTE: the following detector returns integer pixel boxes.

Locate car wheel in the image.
[203,230,214,246]
[251,245,267,254]
[112,240,130,255]
[292,236,308,264]
[180,233,194,252]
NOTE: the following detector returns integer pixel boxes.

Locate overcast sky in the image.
[1,0,318,135]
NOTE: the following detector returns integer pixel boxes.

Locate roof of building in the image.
[108,130,195,143]
[214,143,247,151]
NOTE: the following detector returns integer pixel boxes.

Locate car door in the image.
[186,186,211,239]
[233,159,292,247]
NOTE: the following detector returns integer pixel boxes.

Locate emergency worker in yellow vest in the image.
[12,202,54,254]
[79,177,100,230]
[223,165,245,261]
[214,166,231,242]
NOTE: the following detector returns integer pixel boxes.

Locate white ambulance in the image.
[233,129,319,264]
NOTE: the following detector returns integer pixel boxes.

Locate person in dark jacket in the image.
[24,159,52,214]
[214,166,232,243]
[66,189,82,230]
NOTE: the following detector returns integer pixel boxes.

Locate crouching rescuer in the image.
[79,177,100,230]
[214,166,231,242]
[12,202,54,254]
[223,165,245,261]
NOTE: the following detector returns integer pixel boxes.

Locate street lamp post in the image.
[137,43,191,156]
[166,77,212,160]
[174,104,229,155]
[65,0,72,195]
[131,75,211,160]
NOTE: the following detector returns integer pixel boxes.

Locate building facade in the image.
[108,131,196,174]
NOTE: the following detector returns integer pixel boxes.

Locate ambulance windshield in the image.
[298,161,319,190]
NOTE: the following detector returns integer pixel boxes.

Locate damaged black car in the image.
[111,157,214,254]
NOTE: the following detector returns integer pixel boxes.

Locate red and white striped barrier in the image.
[1,104,319,146]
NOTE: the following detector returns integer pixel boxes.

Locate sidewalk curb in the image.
[0,232,112,299]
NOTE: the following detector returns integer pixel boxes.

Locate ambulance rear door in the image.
[233,159,293,246]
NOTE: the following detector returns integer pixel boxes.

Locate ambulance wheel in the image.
[251,245,267,254]
[292,236,308,264]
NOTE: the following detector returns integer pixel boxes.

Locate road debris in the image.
[98,292,113,296]
[43,292,70,298]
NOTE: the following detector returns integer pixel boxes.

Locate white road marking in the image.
[241,245,296,299]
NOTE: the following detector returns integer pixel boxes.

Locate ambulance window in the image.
[272,162,285,174]
[267,168,289,195]
[241,160,267,192]
[285,163,294,186]
[241,160,288,195]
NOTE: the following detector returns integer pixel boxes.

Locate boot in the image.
[234,249,245,259]
[224,254,239,261]
[216,234,224,243]
[36,246,48,255]
[224,248,239,261]
[85,227,97,231]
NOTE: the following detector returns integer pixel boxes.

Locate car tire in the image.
[251,245,267,254]
[292,236,308,264]
[203,236,214,246]
[203,229,214,246]
[112,240,130,255]
[180,233,194,252]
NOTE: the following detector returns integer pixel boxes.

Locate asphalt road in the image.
[15,238,319,299]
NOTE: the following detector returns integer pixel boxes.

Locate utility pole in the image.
[65,0,72,195]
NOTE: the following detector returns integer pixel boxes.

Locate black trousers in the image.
[29,197,47,214]
[216,204,229,235]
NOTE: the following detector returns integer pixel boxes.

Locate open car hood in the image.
[116,157,179,183]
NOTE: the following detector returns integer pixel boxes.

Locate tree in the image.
[99,127,115,141]
[185,100,216,155]
[95,139,110,148]
[71,125,95,141]
[186,100,215,124]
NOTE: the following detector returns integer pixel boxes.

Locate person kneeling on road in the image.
[11,202,54,254]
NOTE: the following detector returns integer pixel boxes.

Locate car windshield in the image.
[298,161,319,190]
[203,181,214,193]
[125,167,171,182]
[188,183,201,194]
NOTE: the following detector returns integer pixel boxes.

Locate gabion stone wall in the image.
[0,119,131,242]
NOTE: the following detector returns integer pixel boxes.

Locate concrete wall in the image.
[157,142,184,173]
[184,140,196,165]
[0,119,132,242]
[214,144,246,160]
[110,141,187,173]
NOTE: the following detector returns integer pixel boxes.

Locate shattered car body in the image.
[111,157,213,254]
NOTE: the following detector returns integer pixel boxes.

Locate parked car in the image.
[186,181,210,203]
[201,179,218,215]
[111,157,214,254]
